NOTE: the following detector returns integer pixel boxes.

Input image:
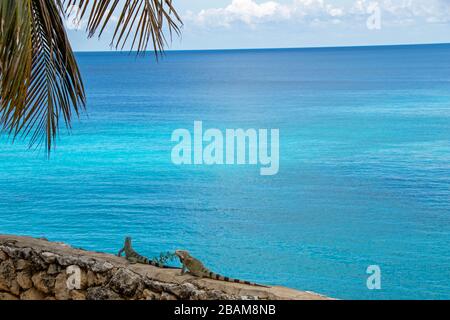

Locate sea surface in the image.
[1,44,450,299]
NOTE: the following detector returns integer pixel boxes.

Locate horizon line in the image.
[73,41,450,54]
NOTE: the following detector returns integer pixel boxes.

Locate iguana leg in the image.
[181,265,187,275]
[117,248,124,257]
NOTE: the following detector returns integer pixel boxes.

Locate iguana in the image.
[175,250,270,288]
[117,237,176,269]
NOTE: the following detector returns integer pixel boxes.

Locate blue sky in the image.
[67,0,450,51]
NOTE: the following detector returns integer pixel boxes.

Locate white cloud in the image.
[183,0,450,29]
[187,0,292,27]
[183,0,352,27]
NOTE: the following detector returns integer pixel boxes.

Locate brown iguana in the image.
[117,237,176,269]
[175,250,270,287]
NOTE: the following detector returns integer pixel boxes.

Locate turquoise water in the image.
[1,44,450,300]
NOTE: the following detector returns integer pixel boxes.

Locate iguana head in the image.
[175,250,190,261]
[125,236,132,246]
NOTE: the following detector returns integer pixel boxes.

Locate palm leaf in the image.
[23,0,85,152]
[0,1,34,140]
[0,0,182,153]
[64,0,182,56]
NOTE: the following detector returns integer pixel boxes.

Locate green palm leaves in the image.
[0,0,181,153]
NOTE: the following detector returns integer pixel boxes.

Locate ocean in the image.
[1,44,449,299]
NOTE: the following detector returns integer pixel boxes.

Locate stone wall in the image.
[0,235,329,300]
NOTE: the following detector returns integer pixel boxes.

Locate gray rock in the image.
[31,272,55,294]
[20,288,46,300]
[144,280,205,299]
[164,282,196,299]
[40,252,58,264]
[0,259,15,291]
[108,268,143,297]
[160,292,177,300]
[86,286,122,300]
[0,292,19,300]
[208,289,236,300]
[86,270,107,287]
[29,252,47,270]
[54,273,70,300]
[0,250,7,261]
[47,264,61,275]
[10,279,21,296]
[91,261,114,273]
[70,290,87,300]
[176,283,208,300]
[15,259,31,271]
[56,255,78,266]
[79,256,95,266]
[1,247,16,258]
[21,248,33,259]
[142,289,160,300]
[16,271,33,290]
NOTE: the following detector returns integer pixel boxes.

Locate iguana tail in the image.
[135,253,178,269]
[207,271,270,288]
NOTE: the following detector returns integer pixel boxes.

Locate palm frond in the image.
[64,0,182,56]
[0,0,182,154]
[23,0,85,151]
[0,1,34,137]
[1,0,85,153]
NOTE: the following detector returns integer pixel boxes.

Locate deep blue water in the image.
[1,44,450,300]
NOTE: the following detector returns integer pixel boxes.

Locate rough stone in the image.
[142,289,159,300]
[29,252,47,270]
[20,288,46,300]
[54,273,70,300]
[0,292,19,300]
[160,292,177,300]
[79,269,89,290]
[109,268,142,297]
[96,273,109,285]
[0,250,8,261]
[86,270,105,287]
[0,259,15,291]
[70,290,86,300]
[47,264,61,275]
[91,261,114,273]
[10,280,20,296]
[86,286,122,300]
[179,283,208,300]
[0,235,330,301]
[31,272,55,294]
[79,256,94,266]
[86,270,97,287]
[20,248,32,260]
[167,282,201,299]
[41,252,58,264]
[144,279,166,293]
[15,259,31,271]
[16,271,33,290]
[56,255,78,266]
[208,289,235,300]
